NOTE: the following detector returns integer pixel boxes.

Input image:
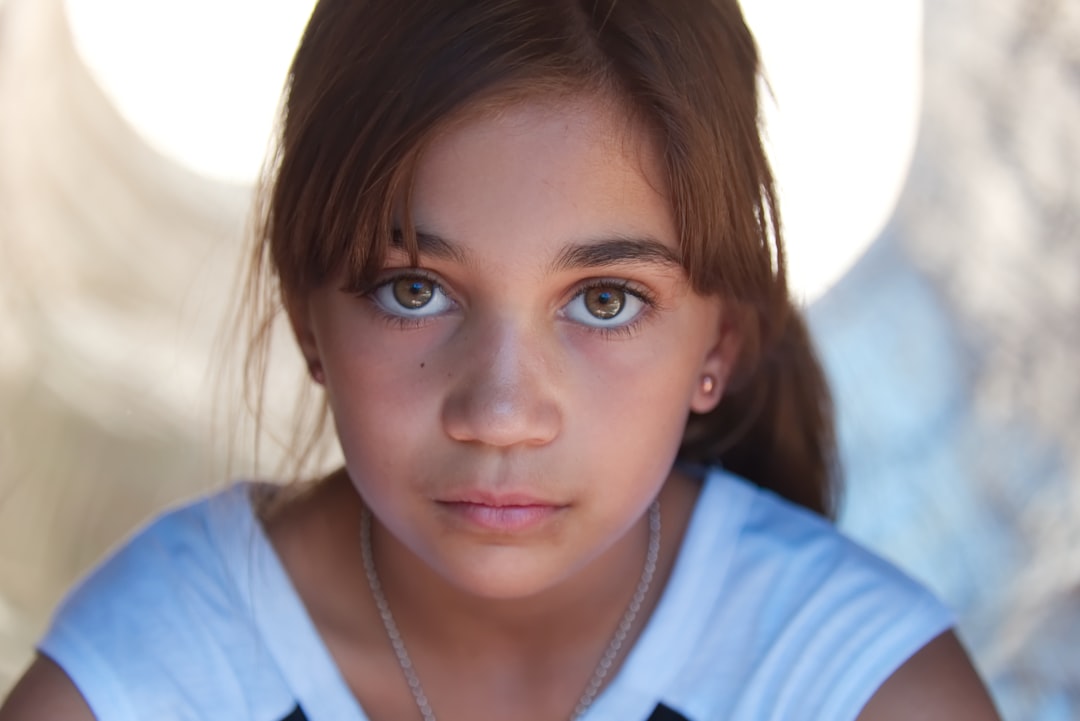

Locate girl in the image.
[1,0,1001,719]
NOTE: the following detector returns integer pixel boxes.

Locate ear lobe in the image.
[285,293,325,385]
[689,317,742,414]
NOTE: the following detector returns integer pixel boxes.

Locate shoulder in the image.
[30,483,296,721]
[0,656,95,721]
[662,469,963,720]
[856,630,1001,720]
[43,484,253,644]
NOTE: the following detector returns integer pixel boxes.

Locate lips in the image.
[435,491,567,533]
[439,490,561,507]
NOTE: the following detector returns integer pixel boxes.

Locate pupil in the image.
[586,287,624,319]
[393,278,434,308]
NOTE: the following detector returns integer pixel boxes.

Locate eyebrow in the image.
[549,236,683,272]
[394,229,682,272]
[391,229,469,264]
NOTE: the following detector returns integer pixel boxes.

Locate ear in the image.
[285,291,325,385]
[689,310,742,414]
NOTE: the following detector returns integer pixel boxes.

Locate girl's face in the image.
[290,96,735,599]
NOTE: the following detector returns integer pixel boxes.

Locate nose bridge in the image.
[441,313,560,447]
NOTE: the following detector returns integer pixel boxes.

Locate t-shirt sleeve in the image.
[731,491,955,721]
[794,549,954,719]
[37,497,294,721]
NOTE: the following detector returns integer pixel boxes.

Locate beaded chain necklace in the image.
[360,501,662,721]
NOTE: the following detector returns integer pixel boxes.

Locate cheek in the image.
[559,348,692,508]
[317,301,448,386]
[318,325,447,454]
[562,333,699,443]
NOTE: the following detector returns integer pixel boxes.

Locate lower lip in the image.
[439,502,563,533]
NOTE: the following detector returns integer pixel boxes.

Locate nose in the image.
[441,318,561,448]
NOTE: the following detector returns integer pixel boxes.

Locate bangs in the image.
[264,0,612,299]
[263,0,782,311]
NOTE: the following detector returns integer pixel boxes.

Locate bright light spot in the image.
[742,0,924,300]
[63,0,316,185]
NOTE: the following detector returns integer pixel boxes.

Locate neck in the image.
[362,490,668,721]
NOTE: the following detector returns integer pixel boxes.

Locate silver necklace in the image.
[360,501,662,721]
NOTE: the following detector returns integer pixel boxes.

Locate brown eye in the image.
[584,287,625,319]
[371,274,453,319]
[392,277,435,308]
[564,282,647,330]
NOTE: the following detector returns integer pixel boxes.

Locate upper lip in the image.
[436,490,564,507]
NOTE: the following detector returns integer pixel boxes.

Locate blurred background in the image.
[0,0,1076,718]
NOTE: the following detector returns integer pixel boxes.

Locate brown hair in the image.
[244,0,839,516]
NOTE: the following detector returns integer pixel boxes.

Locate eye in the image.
[563,282,648,328]
[371,274,454,317]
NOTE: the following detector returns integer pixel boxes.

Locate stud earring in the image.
[701,375,716,395]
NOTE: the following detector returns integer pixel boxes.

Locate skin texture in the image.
[0,97,1001,721]
[291,96,732,604]
[856,631,1002,721]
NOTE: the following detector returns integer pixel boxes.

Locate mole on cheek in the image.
[420,362,426,369]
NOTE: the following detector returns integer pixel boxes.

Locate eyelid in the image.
[572,278,658,307]
[561,278,657,334]
[366,268,457,320]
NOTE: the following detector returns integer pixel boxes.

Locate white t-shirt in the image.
[40,469,952,721]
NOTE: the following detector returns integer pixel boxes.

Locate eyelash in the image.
[363,270,455,329]
[361,271,659,337]
[568,279,658,339]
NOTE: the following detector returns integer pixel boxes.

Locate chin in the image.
[432,548,580,602]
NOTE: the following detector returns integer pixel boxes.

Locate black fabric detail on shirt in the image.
[647,702,692,721]
[278,705,308,721]
[278,700,686,721]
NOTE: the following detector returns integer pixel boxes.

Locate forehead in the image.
[407,96,678,265]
